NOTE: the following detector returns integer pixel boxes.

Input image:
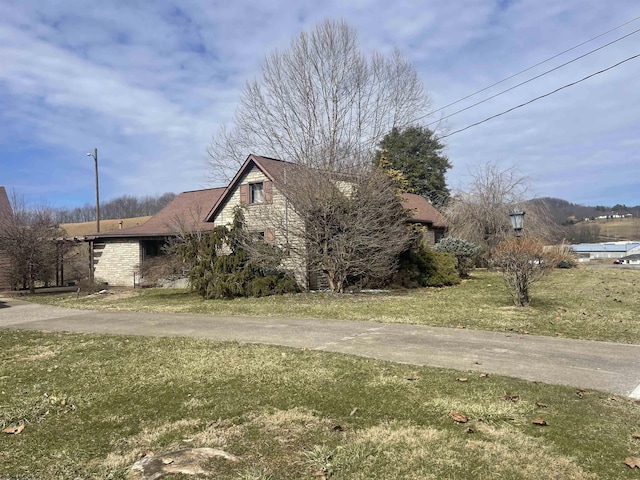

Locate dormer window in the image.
[250,182,264,204]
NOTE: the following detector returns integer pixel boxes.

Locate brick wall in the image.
[93,240,141,286]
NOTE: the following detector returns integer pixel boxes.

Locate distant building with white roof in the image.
[569,241,640,262]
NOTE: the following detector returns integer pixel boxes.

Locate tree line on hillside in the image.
[530,197,640,225]
[55,193,176,223]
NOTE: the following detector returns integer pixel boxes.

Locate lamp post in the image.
[509,207,525,237]
[86,148,100,233]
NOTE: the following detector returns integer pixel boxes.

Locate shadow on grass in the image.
[0,299,9,309]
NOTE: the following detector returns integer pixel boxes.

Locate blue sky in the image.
[1,0,638,209]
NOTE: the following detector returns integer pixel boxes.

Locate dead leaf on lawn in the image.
[576,389,590,398]
[532,418,548,426]
[536,402,548,408]
[456,377,468,382]
[632,433,640,439]
[624,457,640,468]
[3,424,24,435]
[449,410,469,423]
[406,372,420,381]
[479,373,489,378]
[501,393,520,402]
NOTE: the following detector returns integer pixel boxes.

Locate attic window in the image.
[250,182,264,204]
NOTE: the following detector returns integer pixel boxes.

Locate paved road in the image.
[2,296,640,398]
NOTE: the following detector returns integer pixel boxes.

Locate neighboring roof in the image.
[0,186,12,223]
[570,242,640,253]
[86,187,225,240]
[401,193,448,228]
[205,154,448,228]
[0,187,12,290]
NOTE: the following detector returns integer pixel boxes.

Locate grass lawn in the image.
[25,267,640,344]
[1,330,640,479]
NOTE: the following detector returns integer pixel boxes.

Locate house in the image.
[87,154,448,288]
[570,241,640,262]
[619,254,640,265]
[85,187,225,286]
[0,186,12,291]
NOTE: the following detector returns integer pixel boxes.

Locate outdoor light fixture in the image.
[509,207,525,237]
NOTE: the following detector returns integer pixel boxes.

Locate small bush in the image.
[391,244,460,288]
[434,237,481,277]
[425,250,460,287]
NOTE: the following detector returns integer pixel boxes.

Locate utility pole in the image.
[87,148,100,233]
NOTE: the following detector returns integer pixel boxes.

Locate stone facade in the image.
[93,240,141,286]
[213,166,308,287]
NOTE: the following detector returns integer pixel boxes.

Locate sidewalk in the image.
[2,296,640,398]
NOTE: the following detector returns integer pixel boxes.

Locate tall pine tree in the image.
[375,126,451,205]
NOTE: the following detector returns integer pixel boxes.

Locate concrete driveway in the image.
[1,296,640,398]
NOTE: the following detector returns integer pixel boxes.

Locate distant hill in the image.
[531,197,640,225]
[529,198,640,242]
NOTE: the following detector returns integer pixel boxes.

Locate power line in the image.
[425,25,640,127]
[438,52,640,139]
[430,15,640,116]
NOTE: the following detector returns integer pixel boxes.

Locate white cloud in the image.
[0,0,638,208]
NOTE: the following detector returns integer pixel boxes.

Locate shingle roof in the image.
[400,193,448,228]
[205,154,448,228]
[86,187,225,239]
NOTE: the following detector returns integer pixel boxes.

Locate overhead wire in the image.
[424,25,640,127]
[437,52,640,139]
[430,15,640,116]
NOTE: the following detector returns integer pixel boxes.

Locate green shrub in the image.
[171,208,298,299]
[433,237,481,277]
[425,250,460,287]
[391,244,460,288]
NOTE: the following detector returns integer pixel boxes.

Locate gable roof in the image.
[205,154,448,228]
[401,193,448,228]
[204,154,293,222]
[86,187,225,240]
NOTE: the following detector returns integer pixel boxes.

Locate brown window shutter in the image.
[265,228,275,244]
[264,181,273,204]
[239,184,248,205]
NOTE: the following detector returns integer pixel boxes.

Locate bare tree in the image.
[206,20,431,291]
[445,162,557,258]
[0,193,65,293]
[207,19,432,181]
[491,236,562,306]
[241,164,412,293]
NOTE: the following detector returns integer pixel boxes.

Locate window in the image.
[250,182,264,204]
[251,231,266,242]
